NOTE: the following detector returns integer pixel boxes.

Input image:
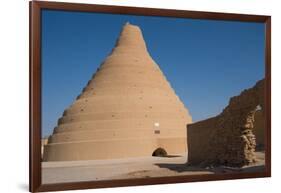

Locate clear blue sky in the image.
[42,10,265,137]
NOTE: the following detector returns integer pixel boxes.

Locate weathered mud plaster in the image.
[187,79,264,167]
[43,23,192,161]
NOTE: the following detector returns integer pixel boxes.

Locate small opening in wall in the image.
[154,130,160,134]
[152,148,167,157]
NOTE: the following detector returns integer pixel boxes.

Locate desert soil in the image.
[42,151,265,184]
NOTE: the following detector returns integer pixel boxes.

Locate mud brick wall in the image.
[187,79,264,167]
[187,117,219,165]
[253,110,265,149]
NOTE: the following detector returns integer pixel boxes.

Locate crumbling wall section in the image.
[253,110,265,149]
[187,79,264,167]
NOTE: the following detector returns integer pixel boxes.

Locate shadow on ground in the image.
[155,163,265,174]
[155,155,182,158]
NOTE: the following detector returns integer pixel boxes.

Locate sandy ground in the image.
[42,151,265,184]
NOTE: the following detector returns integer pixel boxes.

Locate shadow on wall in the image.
[253,109,265,150]
[187,79,265,167]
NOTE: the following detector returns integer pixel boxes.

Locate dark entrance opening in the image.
[152,148,167,157]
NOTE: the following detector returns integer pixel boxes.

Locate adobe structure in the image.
[187,79,265,167]
[43,23,192,161]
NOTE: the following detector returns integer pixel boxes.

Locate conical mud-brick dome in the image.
[43,23,192,161]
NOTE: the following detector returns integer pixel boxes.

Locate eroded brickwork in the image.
[187,79,264,167]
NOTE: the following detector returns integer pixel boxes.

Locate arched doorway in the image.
[152,148,167,157]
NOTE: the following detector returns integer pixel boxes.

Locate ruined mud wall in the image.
[187,117,219,164]
[187,79,264,167]
[253,110,265,149]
